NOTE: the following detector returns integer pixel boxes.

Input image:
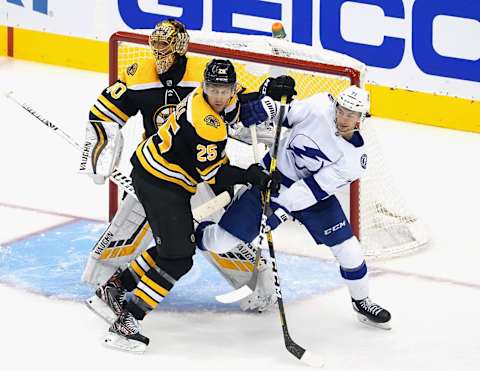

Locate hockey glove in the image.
[240,96,277,127]
[259,75,297,103]
[245,164,281,193]
[264,201,290,233]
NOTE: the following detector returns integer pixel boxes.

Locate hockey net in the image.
[109,30,429,259]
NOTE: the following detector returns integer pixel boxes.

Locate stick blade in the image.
[300,350,324,368]
[215,285,253,304]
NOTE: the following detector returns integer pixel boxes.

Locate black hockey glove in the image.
[259,75,297,103]
[245,164,281,193]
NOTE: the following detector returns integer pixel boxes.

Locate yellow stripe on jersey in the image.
[190,89,228,142]
[135,141,197,193]
[98,95,130,122]
[133,288,157,309]
[196,156,228,180]
[181,58,208,86]
[90,106,111,122]
[141,275,170,297]
[120,58,158,89]
[146,139,197,184]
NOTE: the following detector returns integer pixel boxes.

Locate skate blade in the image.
[356,313,392,330]
[103,332,147,354]
[85,295,117,325]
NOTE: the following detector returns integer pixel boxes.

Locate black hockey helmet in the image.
[204,59,236,85]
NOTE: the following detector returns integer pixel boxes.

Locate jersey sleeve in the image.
[195,149,229,184]
[88,78,139,127]
[273,155,361,212]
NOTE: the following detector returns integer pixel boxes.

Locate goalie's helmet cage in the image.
[204,59,237,85]
[149,19,190,74]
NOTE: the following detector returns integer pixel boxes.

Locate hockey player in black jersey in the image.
[95,59,281,353]
[89,19,201,141]
[82,19,280,317]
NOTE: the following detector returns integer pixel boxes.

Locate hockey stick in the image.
[217,98,324,367]
[3,91,231,221]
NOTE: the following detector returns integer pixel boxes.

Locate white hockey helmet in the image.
[336,85,370,121]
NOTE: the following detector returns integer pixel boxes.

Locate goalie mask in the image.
[149,19,189,74]
[335,86,370,136]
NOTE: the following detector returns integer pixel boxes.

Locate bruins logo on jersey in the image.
[154,104,177,128]
[127,63,138,76]
[204,115,220,128]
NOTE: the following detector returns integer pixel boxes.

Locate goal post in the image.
[108,30,429,259]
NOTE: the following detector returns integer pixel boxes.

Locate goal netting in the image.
[108,30,429,259]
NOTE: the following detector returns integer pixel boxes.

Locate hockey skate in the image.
[85,269,126,324]
[352,297,391,330]
[104,310,149,354]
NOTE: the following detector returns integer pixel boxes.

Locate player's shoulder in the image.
[120,59,159,87]
[180,57,208,87]
[186,87,227,142]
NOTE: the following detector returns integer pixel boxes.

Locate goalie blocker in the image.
[78,120,124,184]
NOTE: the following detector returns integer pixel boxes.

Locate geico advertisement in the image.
[4,0,480,99]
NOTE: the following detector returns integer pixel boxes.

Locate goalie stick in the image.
[3,91,231,223]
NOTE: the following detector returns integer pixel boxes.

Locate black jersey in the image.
[89,56,207,138]
[131,87,241,194]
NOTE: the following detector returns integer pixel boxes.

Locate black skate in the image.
[352,297,391,330]
[85,269,126,324]
[104,310,149,353]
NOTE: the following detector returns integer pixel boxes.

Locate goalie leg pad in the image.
[81,194,152,287]
[197,222,277,312]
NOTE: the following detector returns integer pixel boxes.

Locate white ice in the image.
[0,57,479,371]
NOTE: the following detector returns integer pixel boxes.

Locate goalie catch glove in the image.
[239,96,278,127]
[259,75,297,103]
[78,121,124,184]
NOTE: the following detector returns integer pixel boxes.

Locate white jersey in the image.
[269,92,368,212]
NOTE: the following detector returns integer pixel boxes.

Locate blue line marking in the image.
[0,220,343,312]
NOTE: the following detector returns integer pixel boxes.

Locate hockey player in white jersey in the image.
[196,81,392,329]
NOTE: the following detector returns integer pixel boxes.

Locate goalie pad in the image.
[81,183,229,287]
[81,194,152,287]
[82,181,274,310]
[78,120,124,184]
[201,241,277,312]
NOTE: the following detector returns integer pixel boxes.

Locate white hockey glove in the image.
[239,96,278,127]
[78,121,124,184]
